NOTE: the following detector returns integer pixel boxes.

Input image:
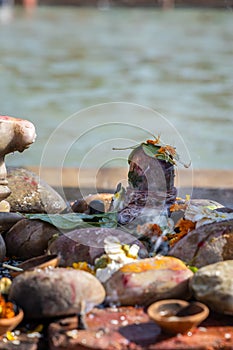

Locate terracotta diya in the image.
[147,299,209,335]
[4,254,60,278]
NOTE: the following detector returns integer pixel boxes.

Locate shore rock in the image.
[104,256,193,306]
[48,227,148,266]
[9,268,105,318]
[7,167,67,213]
[190,260,233,315]
[170,219,233,268]
[4,218,59,260]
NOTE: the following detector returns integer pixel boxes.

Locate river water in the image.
[0,6,232,172]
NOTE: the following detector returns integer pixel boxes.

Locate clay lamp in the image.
[147,299,209,335]
[0,115,36,211]
[0,279,24,337]
[0,306,24,338]
[3,254,60,278]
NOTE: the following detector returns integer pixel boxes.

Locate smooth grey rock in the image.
[9,267,105,318]
[7,167,67,213]
[190,260,233,315]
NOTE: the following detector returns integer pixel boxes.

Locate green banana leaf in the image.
[25,212,118,230]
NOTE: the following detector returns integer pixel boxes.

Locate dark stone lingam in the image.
[117,145,177,225]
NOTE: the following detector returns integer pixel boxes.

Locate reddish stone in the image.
[49,307,160,349]
[0,333,44,350]
[48,307,233,350]
[169,220,233,268]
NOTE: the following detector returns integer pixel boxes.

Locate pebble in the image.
[225,333,231,340]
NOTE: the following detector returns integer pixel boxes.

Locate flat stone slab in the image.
[0,334,43,350]
[1,298,233,350]
[48,306,233,350]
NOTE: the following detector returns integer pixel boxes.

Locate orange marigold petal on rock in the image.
[170,202,187,212]
[120,256,188,273]
[175,218,196,234]
[168,219,196,247]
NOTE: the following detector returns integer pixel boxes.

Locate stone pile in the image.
[0,120,233,349]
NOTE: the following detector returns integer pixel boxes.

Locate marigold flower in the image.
[175,218,196,234]
[168,219,196,246]
[156,145,176,157]
[146,135,161,145]
[137,223,162,238]
[164,145,176,156]
[0,295,15,319]
[170,203,188,212]
[72,262,95,275]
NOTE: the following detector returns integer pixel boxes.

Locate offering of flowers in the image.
[24,134,232,266]
[94,236,140,283]
[0,278,24,338]
[72,236,140,283]
[0,295,15,319]
[0,278,16,319]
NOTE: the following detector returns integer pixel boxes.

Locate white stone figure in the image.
[0,115,36,211]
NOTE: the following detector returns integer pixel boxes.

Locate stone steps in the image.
[28,167,233,190]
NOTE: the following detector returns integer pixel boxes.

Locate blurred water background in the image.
[0,6,232,171]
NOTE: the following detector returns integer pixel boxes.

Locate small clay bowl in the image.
[0,308,24,337]
[147,299,209,335]
[9,254,60,278]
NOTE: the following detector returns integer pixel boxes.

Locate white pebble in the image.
[110,319,119,325]
[66,329,79,339]
[225,333,231,340]
[198,327,207,332]
[12,340,20,345]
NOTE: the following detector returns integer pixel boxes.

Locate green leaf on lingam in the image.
[142,143,176,165]
[142,143,160,158]
[25,212,118,230]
